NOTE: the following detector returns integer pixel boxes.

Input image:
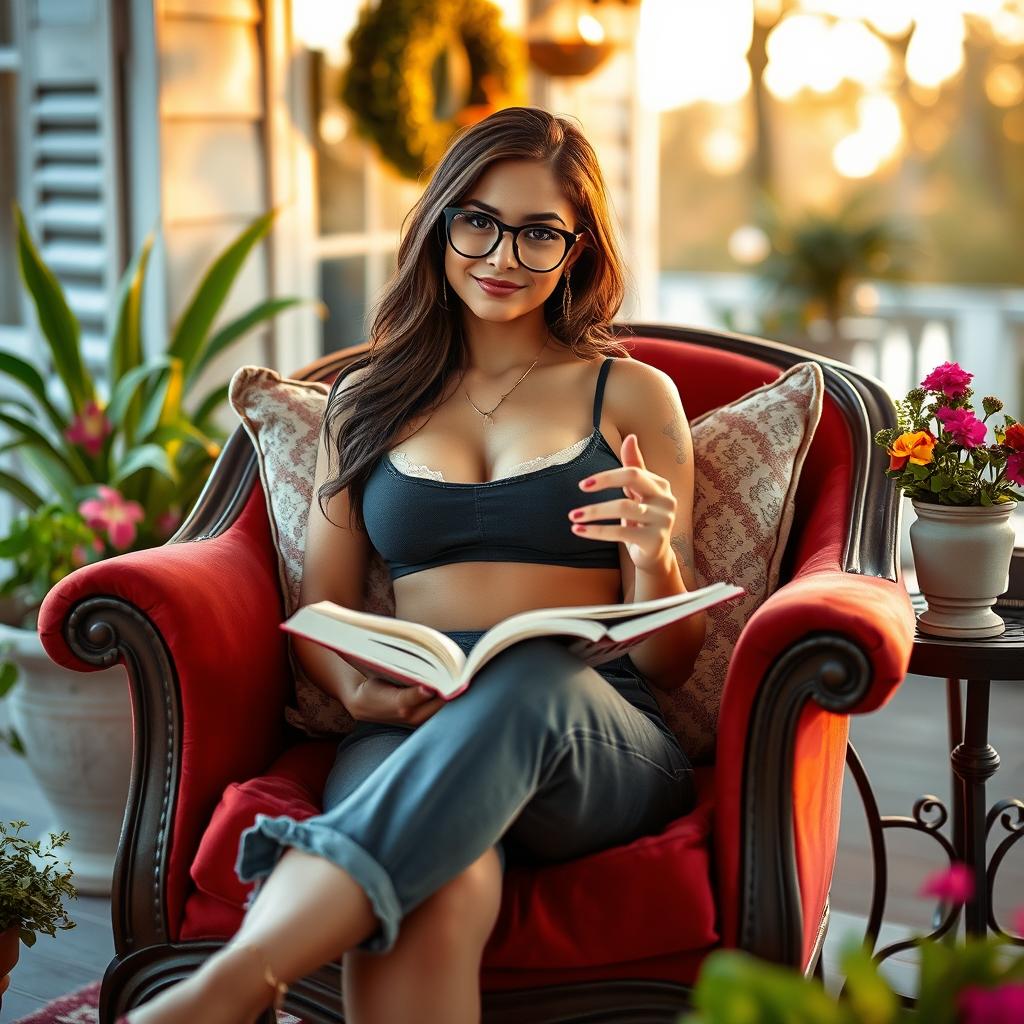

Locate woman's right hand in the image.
[347,674,447,727]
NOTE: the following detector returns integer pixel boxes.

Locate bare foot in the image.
[126,945,282,1024]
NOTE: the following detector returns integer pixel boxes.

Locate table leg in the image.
[950,678,1000,936]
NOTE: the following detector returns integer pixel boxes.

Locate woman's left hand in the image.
[569,433,677,575]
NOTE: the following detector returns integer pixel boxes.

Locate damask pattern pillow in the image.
[649,360,824,763]
[228,366,394,737]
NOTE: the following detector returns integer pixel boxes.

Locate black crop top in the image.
[362,357,625,580]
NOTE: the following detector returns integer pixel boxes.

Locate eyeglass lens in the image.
[448,211,567,272]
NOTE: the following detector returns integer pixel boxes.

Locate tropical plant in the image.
[734,191,915,343]
[0,203,315,627]
[0,820,76,948]
[874,361,1024,506]
[678,865,1024,1024]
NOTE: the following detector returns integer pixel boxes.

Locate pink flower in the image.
[78,485,145,551]
[70,537,106,568]
[64,400,112,456]
[918,862,974,905]
[936,406,987,448]
[1007,452,1024,487]
[959,984,1024,1024]
[921,361,973,399]
[156,506,181,540]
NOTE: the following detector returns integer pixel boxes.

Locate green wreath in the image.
[340,0,526,180]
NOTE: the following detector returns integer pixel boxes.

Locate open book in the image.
[281,582,743,700]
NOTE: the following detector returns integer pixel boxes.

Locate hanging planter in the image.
[340,0,526,180]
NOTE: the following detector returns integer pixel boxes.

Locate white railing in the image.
[656,271,1024,568]
[657,272,1024,422]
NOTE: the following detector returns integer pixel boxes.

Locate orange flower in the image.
[887,430,935,471]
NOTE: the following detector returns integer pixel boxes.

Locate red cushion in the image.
[180,742,719,974]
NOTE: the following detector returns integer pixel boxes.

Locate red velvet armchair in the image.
[39,325,915,1023]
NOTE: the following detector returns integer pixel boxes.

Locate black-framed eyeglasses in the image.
[442,206,585,273]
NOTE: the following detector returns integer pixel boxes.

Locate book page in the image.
[300,602,466,676]
[458,617,606,683]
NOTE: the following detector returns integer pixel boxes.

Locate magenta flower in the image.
[78,485,145,551]
[918,862,974,905]
[959,983,1024,1024]
[1007,453,1024,487]
[921,361,973,399]
[64,400,112,456]
[935,406,987,448]
[70,537,106,568]
[155,506,181,540]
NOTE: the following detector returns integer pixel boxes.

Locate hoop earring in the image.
[561,272,572,321]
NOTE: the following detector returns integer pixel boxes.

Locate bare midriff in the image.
[392,562,623,632]
[378,353,625,630]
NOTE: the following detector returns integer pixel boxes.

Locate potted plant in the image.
[679,865,1024,1023]
[724,191,914,361]
[0,204,315,892]
[0,820,76,1013]
[874,362,1023,638]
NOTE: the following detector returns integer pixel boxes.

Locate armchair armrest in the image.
[713,561,915,964]
[37,486,291,945]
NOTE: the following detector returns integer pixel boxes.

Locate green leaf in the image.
[0,470,44,511]
[108,231,154,383]
[0,661,18,697]
[108,232,155,442]
[930,473,953,492]
[0,411,91,486]
[907,462,931,480]
[168,209,279,382]
[191,383,230,430]
[13,204,95,411]
[149,421,220,459]
[106,357,172,428]
[111,444,176,486]
[19,447,79,507]
[0,350,67,434]
[981,489,993,506]
[839,940,900,1024]
[187,296,313,388]
[136,357,183,440]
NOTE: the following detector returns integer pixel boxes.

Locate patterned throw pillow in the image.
[228,366,394,737]
[649,361,824,764]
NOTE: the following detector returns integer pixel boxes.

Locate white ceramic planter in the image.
[0,623,131,896]
[910,499,1018,639]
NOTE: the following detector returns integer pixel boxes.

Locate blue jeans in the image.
[236,630,696,954]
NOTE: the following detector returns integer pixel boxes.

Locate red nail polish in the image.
[581,478,595,488]
[570,509,584,520]
[572,524,587,532]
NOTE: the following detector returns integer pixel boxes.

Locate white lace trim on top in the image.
[389,434,592,482]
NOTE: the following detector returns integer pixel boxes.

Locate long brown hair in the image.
[319,106,633,531]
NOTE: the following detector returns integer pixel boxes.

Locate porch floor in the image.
[1,669,1022,1019]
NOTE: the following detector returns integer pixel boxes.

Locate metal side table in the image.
[846,595,1024,964]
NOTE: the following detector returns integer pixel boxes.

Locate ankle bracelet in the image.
[234,942,289,1011]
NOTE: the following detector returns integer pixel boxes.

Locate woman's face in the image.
[443,158,585,325]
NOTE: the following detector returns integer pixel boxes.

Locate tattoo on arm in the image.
[661,413,689,466]
[670,530,694,572]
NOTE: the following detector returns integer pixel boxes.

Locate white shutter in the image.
[21,0,123,380]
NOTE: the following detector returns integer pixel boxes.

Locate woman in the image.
[131,106,705,1024]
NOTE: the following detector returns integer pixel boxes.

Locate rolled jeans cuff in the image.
[236,813,403,954]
